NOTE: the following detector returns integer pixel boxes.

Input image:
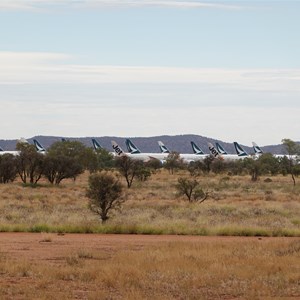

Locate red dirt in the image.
[0,233,297,261]
[0,233,299,299]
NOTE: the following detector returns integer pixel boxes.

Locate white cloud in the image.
[0,52,299,143]
[0,0,242,12]
[0,52,300,93]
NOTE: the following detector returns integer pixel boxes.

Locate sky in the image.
[0,0,299,146]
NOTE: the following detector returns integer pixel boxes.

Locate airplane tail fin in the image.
[190,141,204,155]
[92,138,102,151]
[33,139,46,152]
[111,141,127,157]
[216,142,228,155]
[158,141,170,153]
[233,142,248,157]
[207,142,221,159]
[252,142,263,155]
[125,139,141,154]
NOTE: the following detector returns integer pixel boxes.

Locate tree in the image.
[46,140,93,171]
[256,153,280,176]
[188,160,205,177]
[15,142,45,185]
[45,141,87,182]
[243,157,260,181]
[95,148,115,171]
[135,163,152,182]
[43,155,83,185]
[115,156,143,188]
[202,155,215,174]
[164,152,185,174]
[175,177,208,203]
[86,172,123,222]
[281,138,300,185]
[0,154,17,183]
[211,158,227,174]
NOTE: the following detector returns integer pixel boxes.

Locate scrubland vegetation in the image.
[0,169,299,236]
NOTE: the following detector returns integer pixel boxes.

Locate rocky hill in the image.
[0,134,293,155]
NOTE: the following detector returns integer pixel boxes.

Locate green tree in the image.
[164,152,185,174]
[95,148,115,171]
[211,158,227,174]
[175,177,208,202]
[86,172,123,222]
[47,140,93,171]
[15,142,45,185]
[0,154,17,183]
[256,153,280,176]
[281,138,300,185]
[243,157,260,181]
[202,155,215,174]
[188,160,206,177]
[43,155,83,185]
[115,156,143,188]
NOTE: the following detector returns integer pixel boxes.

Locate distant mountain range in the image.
[0,134,295,155]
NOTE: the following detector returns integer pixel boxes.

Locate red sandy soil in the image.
[0,233,297,261]
[0,233,299,300]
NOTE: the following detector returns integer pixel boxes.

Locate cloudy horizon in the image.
[0,1,299,146]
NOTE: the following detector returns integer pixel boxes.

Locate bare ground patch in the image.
[0,233,299,299]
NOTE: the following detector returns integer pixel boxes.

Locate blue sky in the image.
[0,0,299,145]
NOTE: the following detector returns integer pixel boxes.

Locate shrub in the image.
[86,172,123,222]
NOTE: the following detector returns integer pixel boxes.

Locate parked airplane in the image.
[252,141,299,161]
[190,141,205,155]
[92,138,103,151]
[252,142,263,155]
[125,139,141,154]
[0,149,19,156]
[111,140,168,162]
[125,138,167,160]
[208,142,249,161]
[158,141,170,154]
[33,139,46,153]
[233,142,249,157]
[157,140,209,162]
[216,142,228,155]
[0,138,29,156]
[207,143,222,159]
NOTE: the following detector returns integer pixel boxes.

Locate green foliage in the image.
[281,138,300,185]
[95,148,115,171]
[47,140,94,172]
[175,177,207,202]
[188,160,205,177]
[43,155,83,185]
[135,164,152,182]
[15,142,45,185]
[210,158,227,174]
[0,154,17,183]
[242,157,260,181]
[257,153,280,176]
[115,156,145,188]
[164,152,185,174]
[86,172,123,222]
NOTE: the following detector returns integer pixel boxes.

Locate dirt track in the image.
[0,233,297,261]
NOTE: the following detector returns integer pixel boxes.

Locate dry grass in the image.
[0,170,299,236]
[0,236,299,299]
